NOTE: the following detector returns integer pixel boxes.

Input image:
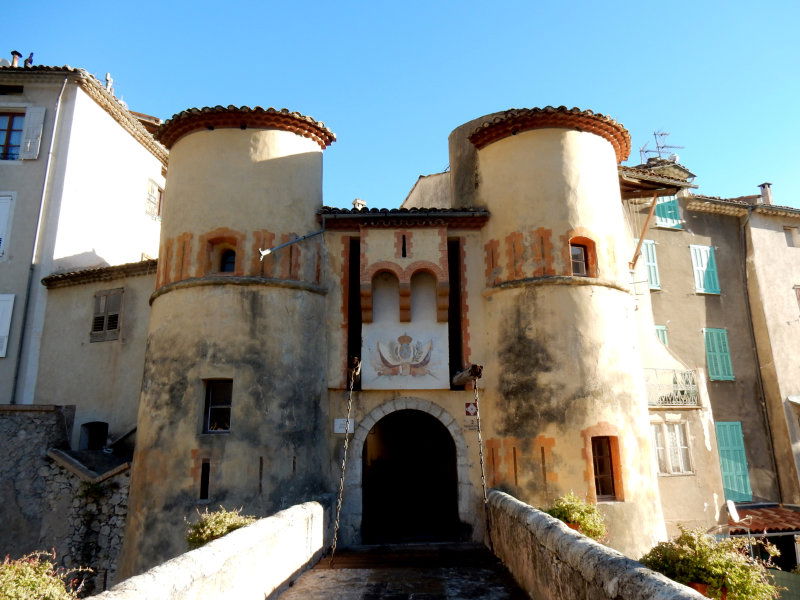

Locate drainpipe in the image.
[10,76,69,404]
[739,205,785,503]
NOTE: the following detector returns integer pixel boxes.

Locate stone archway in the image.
[338,397,474,545]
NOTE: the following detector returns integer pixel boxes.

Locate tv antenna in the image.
[639,131,684,164]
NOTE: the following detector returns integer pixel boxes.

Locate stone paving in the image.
[278,543,529,600]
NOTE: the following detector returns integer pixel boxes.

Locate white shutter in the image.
[0,294,14,357]
[19,107,45,160]
[0,196,11,257]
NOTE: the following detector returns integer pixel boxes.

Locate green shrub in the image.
[186,506,256,550]
[543,492,607,540]
[0,551,89,600]
[639,525,780,600]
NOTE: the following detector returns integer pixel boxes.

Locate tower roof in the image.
[157,105,336,149]
[468,106,631,163]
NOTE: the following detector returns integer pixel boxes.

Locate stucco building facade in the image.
[2,60,799,585]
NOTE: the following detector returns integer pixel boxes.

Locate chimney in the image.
[10,50,22,67]
[352,198,367,210]
[758,182,773,205]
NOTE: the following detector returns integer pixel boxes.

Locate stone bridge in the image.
[93,492,704,600]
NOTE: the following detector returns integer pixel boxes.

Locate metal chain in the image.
[473,378,492,549]
[329,357,360,567]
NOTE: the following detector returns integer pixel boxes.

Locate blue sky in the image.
[5,1,799,208]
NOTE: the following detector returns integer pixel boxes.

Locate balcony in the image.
[645,369,699,407]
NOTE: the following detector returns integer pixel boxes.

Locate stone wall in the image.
[0,405,74,557]
[0,405,130,594]
[487,490,704,600]
[94,501,328,600]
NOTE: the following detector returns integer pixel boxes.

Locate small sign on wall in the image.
[333,419,355,434]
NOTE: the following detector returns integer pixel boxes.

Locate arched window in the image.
[371,271,400,323]
[410,271,437,322]
[220,249,236,273]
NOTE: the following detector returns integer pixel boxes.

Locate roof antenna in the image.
[639,131,684,163]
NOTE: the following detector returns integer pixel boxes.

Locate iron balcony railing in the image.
[645,369,699,407]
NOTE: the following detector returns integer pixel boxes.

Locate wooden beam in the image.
[629,192,659,271]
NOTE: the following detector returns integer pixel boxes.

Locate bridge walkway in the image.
[277,543,529,600]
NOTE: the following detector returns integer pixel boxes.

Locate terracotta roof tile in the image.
[157,105,336,150]
[729,505,800,534]
[42,259,157,288]
[468,106,631,163]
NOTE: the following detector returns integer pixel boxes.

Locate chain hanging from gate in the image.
[453,363,491,549]
[329,356,361,567]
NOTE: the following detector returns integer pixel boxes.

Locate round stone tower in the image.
[451,107,666,557]
[119,106,336,576]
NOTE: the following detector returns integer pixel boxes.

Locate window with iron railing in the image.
[645,369,699,406]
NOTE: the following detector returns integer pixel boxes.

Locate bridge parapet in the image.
[488,490,704,600]
[92,501,328,600]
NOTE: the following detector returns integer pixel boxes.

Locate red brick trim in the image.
[197,227,246,277]
[505,231,525,280]
[531,227,556,276]
[250,230,276,277]
[484,239,501,286]
[459,238,472,367]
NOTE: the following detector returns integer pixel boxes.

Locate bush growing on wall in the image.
[186,506,256,550]
[543,492,607,541]
[0,551,90,600]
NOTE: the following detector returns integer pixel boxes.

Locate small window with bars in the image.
[90,288,123,342]
[652,422,693,475]
[203,379,232,433]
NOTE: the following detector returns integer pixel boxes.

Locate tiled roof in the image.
[0,65,167,164]
[619,166,697,187]
[468,106,631,163]
[687,194,800,219]
[319,206,489,229]
[42,259,157,288]
[729,505,800,534]
[157,105,336,150]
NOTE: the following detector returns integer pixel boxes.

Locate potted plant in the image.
[543,492,606,541]
[639,526,780,600]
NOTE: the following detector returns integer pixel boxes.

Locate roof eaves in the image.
[42,259,158,289]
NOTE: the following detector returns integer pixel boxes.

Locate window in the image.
[0,195,12,258]
[652,422,692,475]
[203,379,232,433]
[145,179,163,218]
[654,196,683,229]
[90,288,122,342]
[199,459,211,500]
[0,294,14,357]
[0,108,45,160]
[704,328,734,381]
[690,245,720,294]
[642,240,660,289]
[591,436,616,500]
[655,325,669,346]
[571,244,588,276]
[0,113,24,160]
[220,249,236,273]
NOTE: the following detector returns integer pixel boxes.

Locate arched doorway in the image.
[361,409,460,544]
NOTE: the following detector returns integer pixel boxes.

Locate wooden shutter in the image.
[642,240,660,289]
[690,245,721,294]
[0,294,14,357]
[0,196,11,257]
[704,328,734,380]
[90,288,123,342]
[715,421,752,501]
[655,325,668,346]
[655,196,682,229]
[19,106,45,160]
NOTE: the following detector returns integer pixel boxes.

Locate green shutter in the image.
[642,240,660,289]
[715,421,752,501]
[690,245,721,294]
[655,325,668,346]
[655,196,683,229]
[704,328,734,380]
